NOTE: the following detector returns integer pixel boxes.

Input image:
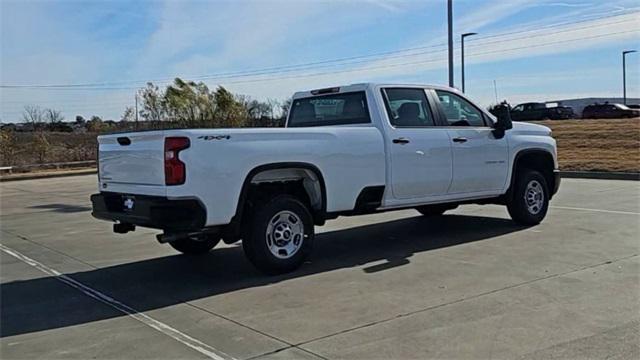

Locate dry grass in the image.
[3,132,97,167]
[532,119,640,173]
[3,119,640,173]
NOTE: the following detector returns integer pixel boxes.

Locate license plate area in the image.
[122,196,135,212]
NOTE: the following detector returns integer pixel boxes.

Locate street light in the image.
[447,0,454,87]
[623,50,637,105]
[461,32,477,93]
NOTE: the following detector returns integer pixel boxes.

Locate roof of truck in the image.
[292,83,461,99]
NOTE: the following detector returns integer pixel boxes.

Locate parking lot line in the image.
[0,243,235,360]
[550,206,640,216]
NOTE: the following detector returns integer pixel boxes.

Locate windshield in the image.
[615,104,631,110]
[288,91,370,127]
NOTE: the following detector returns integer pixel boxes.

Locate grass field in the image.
[3,119,639,173]
[533,119,639,173]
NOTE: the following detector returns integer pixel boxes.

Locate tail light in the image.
[164,137,190,185]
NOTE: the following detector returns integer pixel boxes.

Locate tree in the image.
[281,98,292,118]
[0,129,18,166]
[163,78,217,127]
[213,86,247,128]
[121,106,135,122]
[32,132,50,163]
[139,82,167,121]
[22,105,43,126]
[44,108,64,123]
[245,99,271,120]
[75,115,86,124]
[87,116,104,132]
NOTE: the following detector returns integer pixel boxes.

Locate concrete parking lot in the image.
[0,175,638,359]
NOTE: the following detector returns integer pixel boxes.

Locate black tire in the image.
[507,169,549,225]
[169,235,220,255]
[416,204,456,217]
[243,195,314,275]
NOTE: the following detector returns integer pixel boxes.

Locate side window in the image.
[383,88,436,127]
[435,90,486,127]
[512,105,524,112]
[288,91,370,127]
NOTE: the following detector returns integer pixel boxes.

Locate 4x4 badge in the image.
[197,135,231,140]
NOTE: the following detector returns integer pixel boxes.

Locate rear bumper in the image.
[91,192,206,231]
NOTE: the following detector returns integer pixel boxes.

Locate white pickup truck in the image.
[91,83,560,274]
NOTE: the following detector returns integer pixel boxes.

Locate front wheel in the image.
[507,169,549,225]
[169,235,220,254]
[243,195,314,275]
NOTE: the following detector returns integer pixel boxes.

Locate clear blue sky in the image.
[1,0,639,121]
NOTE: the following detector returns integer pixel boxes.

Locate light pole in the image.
[623,50,637,105]
[461,32,477,93]
[447,0,454,87]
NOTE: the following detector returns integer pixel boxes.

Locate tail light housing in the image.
[164,137,190,185]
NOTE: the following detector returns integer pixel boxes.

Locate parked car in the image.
[91,83,560,274]
[582,103,640,118]
[509,102,574,121]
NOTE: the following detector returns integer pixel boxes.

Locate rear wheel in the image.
[243,195,314,275]
[507,169,549,225]
[169,235,220,254]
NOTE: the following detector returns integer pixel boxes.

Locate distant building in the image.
[545,97,640,118]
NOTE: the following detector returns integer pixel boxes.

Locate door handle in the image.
[452,137,468,143]
[393,138,410,144]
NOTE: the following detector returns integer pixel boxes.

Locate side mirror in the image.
[492,104,512,139]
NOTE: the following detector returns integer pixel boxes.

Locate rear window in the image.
[288,91,370,127]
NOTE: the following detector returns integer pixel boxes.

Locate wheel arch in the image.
[509,149,557,199]
[232,162,327,229]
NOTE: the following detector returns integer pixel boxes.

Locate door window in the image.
[382,88,436,127]
[435,90,487,127]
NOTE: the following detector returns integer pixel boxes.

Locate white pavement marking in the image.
[551,206,640,216]
[0,243,235,360]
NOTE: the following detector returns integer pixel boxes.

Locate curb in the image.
[0,168,97,182]
[559,171,640,181]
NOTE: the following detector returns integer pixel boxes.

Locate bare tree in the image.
[22,105,43,125]
[32,132,50,163]
[44,108,64,123]
[121,106,135,122]
[280,98,292,119]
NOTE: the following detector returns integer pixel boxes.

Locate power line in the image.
[5,27,628,101]
[2,27,636,119]
[1,10,637,90]
[212,29,638,86]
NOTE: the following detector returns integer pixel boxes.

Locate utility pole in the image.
[623,50,637,105]
[493,80,499,104]
[461,32,477,93]
[447,0,454,88]
[135,92,139,130]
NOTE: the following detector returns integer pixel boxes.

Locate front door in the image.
[382,88,453,200]
[433,90,509,194]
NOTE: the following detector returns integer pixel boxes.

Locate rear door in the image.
[432,89,509,194]
[382,88,453,199]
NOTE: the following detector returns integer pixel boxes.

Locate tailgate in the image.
[98,131,165,186]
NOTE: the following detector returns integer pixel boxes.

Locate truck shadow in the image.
[1,214,525,338]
